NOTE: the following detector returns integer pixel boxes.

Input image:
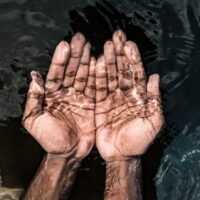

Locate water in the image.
[0,0,200,199]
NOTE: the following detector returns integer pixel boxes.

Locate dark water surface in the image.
[0,0,200,199]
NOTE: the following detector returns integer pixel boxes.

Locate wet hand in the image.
[22,33,96,159]
[95,30,164,161]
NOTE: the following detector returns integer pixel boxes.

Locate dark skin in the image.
[96,30,164,200]
[21,33,96,200]
[22,30,164,200]
[22,34,96,159]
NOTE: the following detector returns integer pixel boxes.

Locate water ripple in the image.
[0,0,200,199]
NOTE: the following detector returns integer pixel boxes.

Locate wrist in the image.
[106,157,141,180]
[46,153,66,164]
[104,157,142,200]
[46,152,81,175]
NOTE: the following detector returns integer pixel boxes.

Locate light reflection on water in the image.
[0,0,200,199]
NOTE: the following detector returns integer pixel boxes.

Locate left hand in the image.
[22,33,96,159]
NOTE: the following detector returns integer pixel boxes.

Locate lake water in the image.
[0,0,200,199]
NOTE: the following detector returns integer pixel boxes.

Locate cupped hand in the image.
[22,33,96,159]
[95,30,164,161]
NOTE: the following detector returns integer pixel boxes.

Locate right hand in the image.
[95,30,164,161]
[22,33,96,159]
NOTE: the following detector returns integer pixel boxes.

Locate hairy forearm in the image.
[104,158,142,200]
[59,156,80,200]
[21,153,80,200]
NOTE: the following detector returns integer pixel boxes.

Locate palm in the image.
[28,87,94,156]
[45,87,95,135]
[96,88,161,160]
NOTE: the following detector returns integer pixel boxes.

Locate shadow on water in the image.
[66,0,157,65]
[1,0,200,199]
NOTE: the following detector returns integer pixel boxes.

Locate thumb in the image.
[147,74,160,97]
[22,71,44,131]
[147,74,164,134]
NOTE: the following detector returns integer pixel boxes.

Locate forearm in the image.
[59,155,80,200]
[21,153,80,200]
[104,157,142,200]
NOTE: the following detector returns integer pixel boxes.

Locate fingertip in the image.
[104,41,116,65]
[90,56,96,66]
[80,42,91,64]
[84,42,91,49]
[59,40,70,48]
[30,70,42,80]
[124,43,132,60]
[104,41,115,54]
[149,74,160,82]
[124,41,141,64]
[56,41,70,54]
[30,70,38,76]
[72,32,86,43]
[29,71,44,93]
[52,41,70,65]
[104,40,114,49]
[112,29,127,44]
[124,40,138,48]
[70,32,86,58]
[83,42,91,55]
[90,56,96,62]
[147,74,160,95]
[70,32,86,49]
[96,55,105,66]
[112,30,126,54]
[124,41,138,54]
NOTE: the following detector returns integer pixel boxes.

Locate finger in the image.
[147,74,160,97]
[112,30,132,91]
[62,33,85,88]
[45,41,70,94]
[22,71,44,130]
[73,43,90,92]
[84,57,96,98]
[104,41,118,93]
[95,56,108,102]
[147,74,164,133]
[124,41,146,99]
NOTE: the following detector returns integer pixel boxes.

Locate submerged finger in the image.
[112,30,132,91]
[124,41,146,87]
[124,41,146,98]
[147,74,164,133]
[112,30,127,71]
[95,56,108,102]
[147,74,160,98]
[104,41,118,93]
[45,41,70,93]
[73,43,90,92]
[62,33,85,87]
[84,57,96,99]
